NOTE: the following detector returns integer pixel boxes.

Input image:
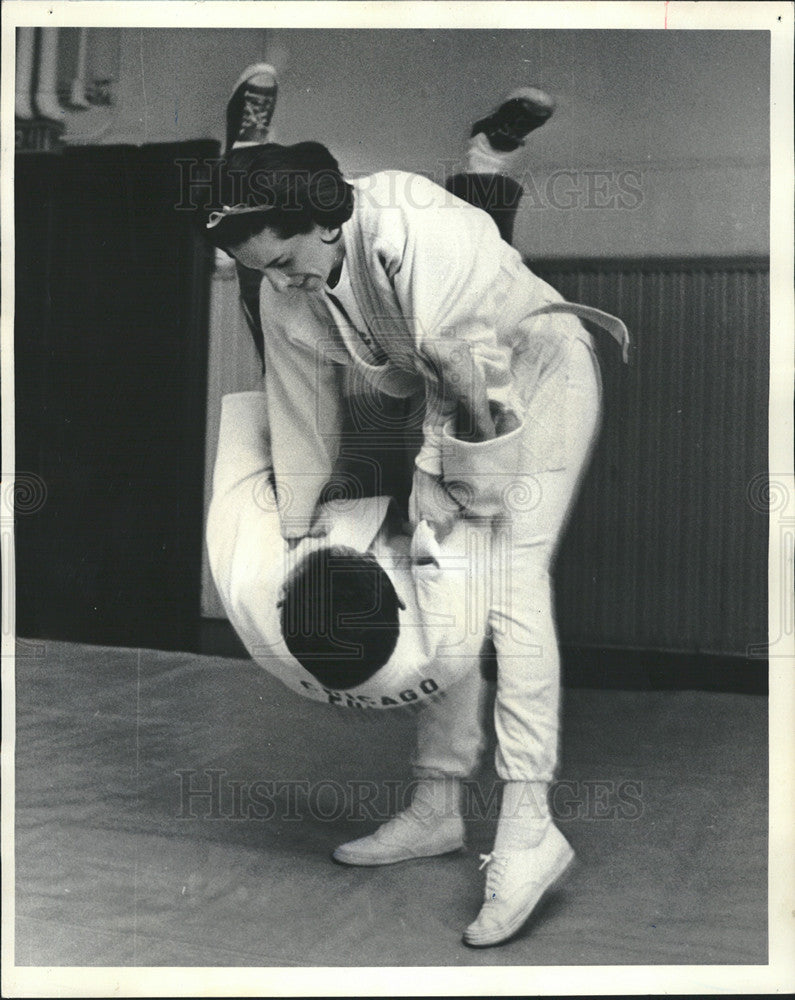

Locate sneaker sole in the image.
[331,841,464,867]
[230,62,277,96]
[504,86,556,114]
[462,844,575,947]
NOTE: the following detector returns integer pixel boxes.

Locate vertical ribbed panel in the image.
[537,259,769,657]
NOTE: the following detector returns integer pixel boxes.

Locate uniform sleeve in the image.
[210,391,273,500]
[386,176,511,380]
[206,392,287,647]
[375,176,515,473]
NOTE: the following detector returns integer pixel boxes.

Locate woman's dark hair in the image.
[280,545,401,691]
[202,141,354,250]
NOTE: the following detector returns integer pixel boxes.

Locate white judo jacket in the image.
[253,171,629,536]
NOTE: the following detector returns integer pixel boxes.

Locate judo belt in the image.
[328,288,631,366]
[527,302,632,364]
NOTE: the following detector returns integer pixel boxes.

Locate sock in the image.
[408,776,462,823]
[492,780,551,851]
[465,133,527,179]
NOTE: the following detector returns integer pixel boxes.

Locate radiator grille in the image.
[535,259,769,657]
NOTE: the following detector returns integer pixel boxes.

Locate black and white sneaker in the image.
[225,63,278,151]
[471,86,556,152]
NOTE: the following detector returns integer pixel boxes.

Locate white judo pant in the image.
[412,337,603,782]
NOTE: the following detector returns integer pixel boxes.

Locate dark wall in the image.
[15,141,216,650]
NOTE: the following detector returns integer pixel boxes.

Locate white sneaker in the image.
[463,824,574,947]
[332,808,464,866]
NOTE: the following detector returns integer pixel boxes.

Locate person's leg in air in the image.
[225,64,279,370]
[446,87,556,245]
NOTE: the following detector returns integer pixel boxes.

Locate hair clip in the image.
[206,202,274,229]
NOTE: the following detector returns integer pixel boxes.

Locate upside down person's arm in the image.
[206,392,286,644]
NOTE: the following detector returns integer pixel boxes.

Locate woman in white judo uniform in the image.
[202,71,628,947]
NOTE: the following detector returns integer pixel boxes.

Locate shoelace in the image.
[493,102,550,142]
[478,852,508,900]
[497,131,527,147]
[241,94,276,131]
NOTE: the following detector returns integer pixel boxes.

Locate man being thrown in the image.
[207,388,494,860]
[204,64,629,948]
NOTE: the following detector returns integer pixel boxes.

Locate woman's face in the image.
[230,224,343,293]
